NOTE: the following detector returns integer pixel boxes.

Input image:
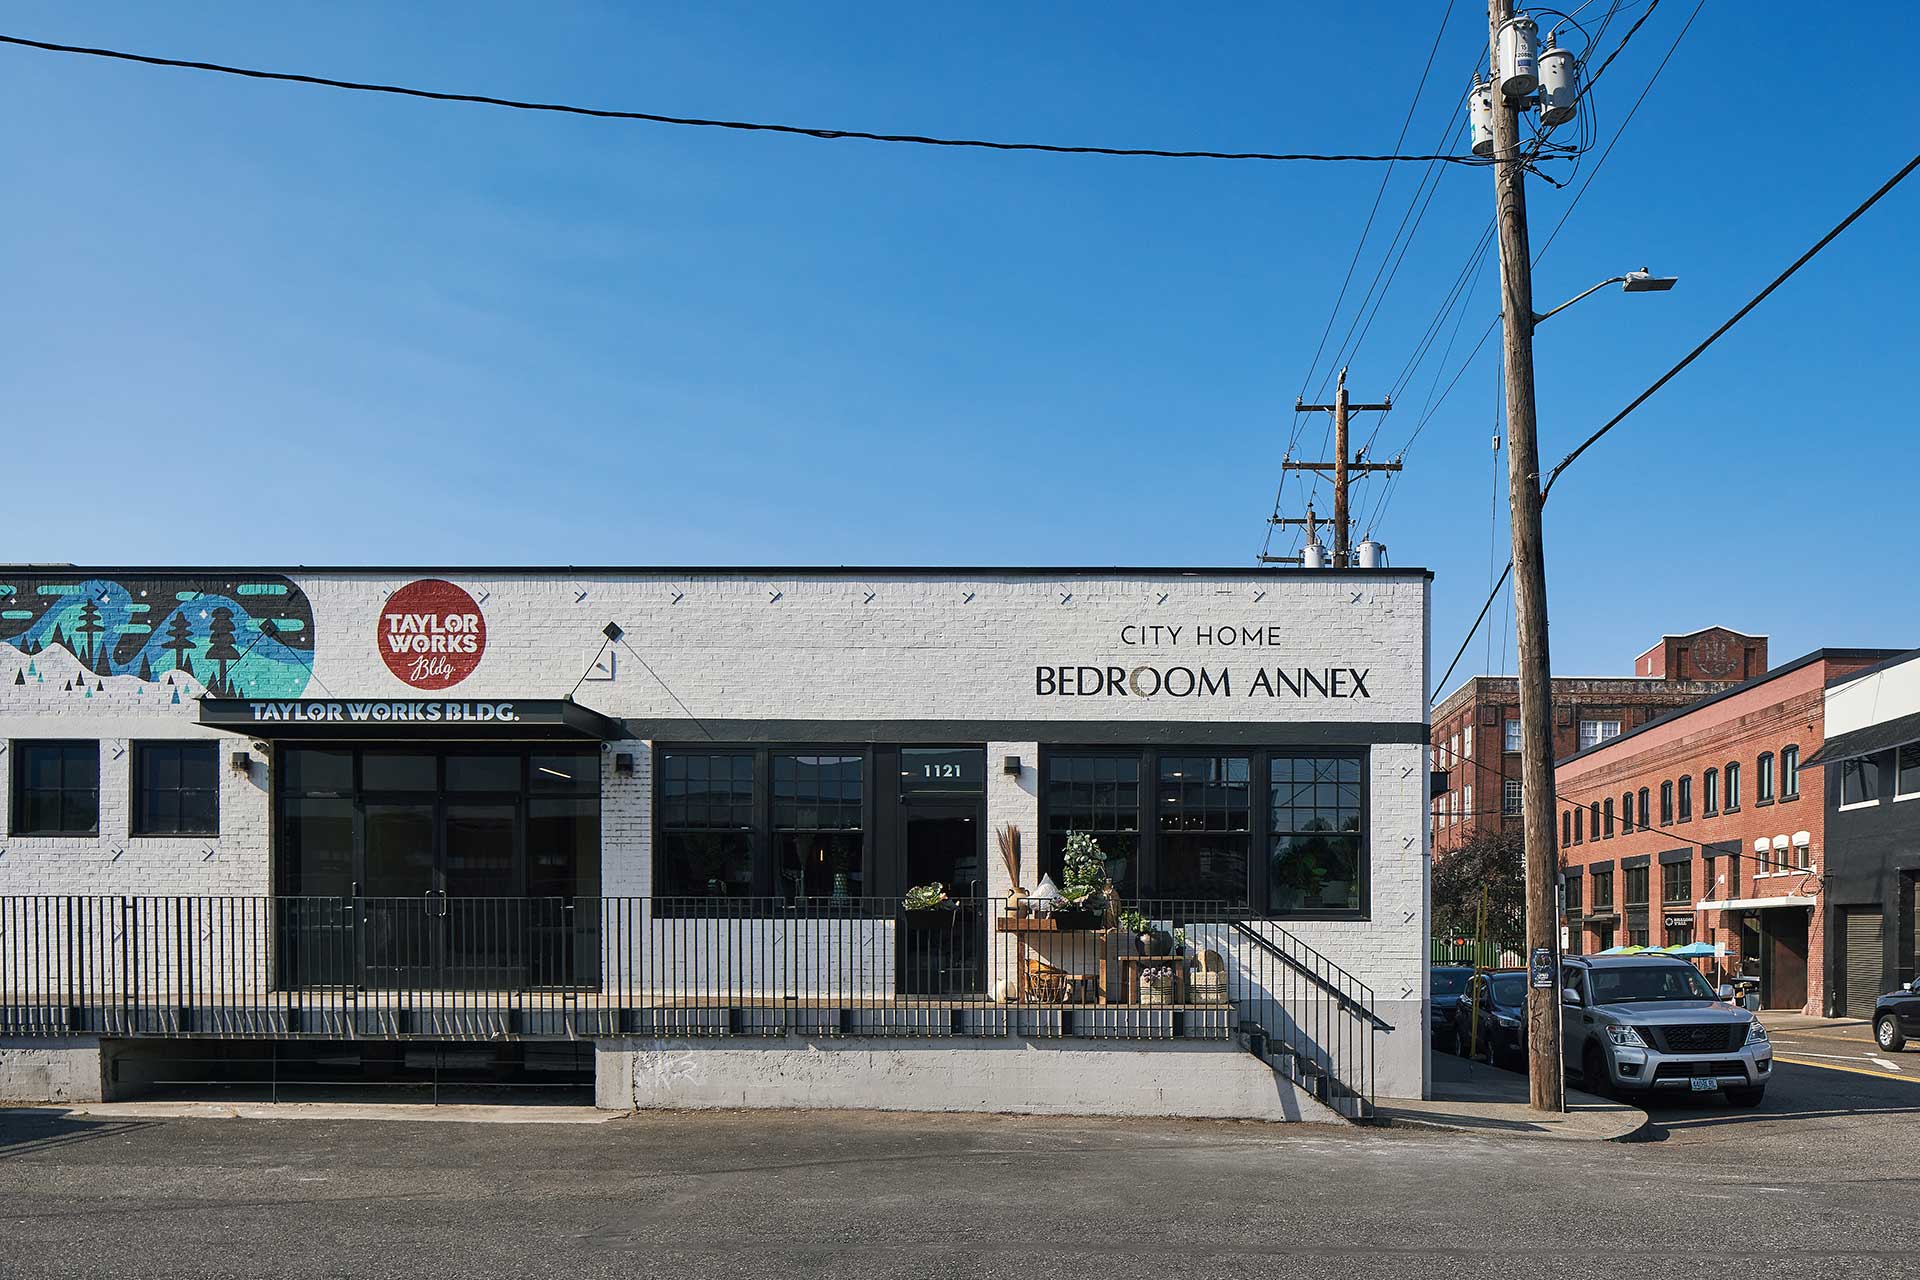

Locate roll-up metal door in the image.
[1841,907,1884,1018]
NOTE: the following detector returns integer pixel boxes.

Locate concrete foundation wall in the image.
[596,1037,1341,1123]
[0,1037,104,1103]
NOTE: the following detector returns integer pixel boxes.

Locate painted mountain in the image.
[0,573,315,698]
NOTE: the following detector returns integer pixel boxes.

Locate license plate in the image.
[1689,1076,1718,1092]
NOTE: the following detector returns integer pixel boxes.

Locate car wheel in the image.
[1876,1015,1907,1052]
[1581,1044,1614,1100]
[1724,1085,1766,1108]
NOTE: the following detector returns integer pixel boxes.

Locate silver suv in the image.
[1562,955,1771,1106]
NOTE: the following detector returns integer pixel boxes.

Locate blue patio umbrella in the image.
[1666,941,1725,958]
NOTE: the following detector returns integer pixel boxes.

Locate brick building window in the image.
[1503,779,1522,815]
[1660,780,1674,825]
[1662,860,1692,904]
[1780,745,1800,799]
[1638,788,1651,831]
[1624,864,1650,908]
[1578,719,1622,751]
[1589,801,1601,839]
[1504,718,1522,752]
[10,740,100,836]
[1756,752,1775,804]
[1723,761,1741,813]
[1564,874,1582,913]
[1562,811,1571,846]
[1603,797,1614,838]
[1573,806,1583,843]
[1678,775,1693,822]
[1619,791,1633,833]
[1703,769,1719,817]
[132,741,219,837]
[1590,866,1614,910]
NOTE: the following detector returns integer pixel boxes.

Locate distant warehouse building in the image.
[1430,626,1766,853]
[1802,649,1920,1016]
[1555,648,1902,1015]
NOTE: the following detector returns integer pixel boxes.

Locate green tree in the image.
[1431,827,1527,944]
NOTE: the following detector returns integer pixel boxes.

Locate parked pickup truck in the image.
[1562,955,1772,1107]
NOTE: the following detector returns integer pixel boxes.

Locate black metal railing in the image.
[0,894,1386,1116]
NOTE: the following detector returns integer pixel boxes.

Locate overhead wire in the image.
[0,32,1496,167]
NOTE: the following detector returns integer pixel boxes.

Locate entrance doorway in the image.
[894,759,987,998]
[277,745,601,991]
[1751,908,1809,1010]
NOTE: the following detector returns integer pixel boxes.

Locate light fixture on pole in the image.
[1532,267,1679,325]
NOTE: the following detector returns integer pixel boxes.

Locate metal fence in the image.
[1431,936,1523,969]
[1,895,1387,1117]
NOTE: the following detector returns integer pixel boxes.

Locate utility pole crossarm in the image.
[1280,460,1404,472]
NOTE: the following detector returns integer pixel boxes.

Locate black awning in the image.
[198,698,625,741]
[1801,708,1920,767]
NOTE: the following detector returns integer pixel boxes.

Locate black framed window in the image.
[1590,867,1614,910]
[1603,797,1615,838]
[1156,755,1251,903]
[1624,865,1650,908]
[1561,810,1571,847]
[132,741,218,836]
[1589,801,1601,839]
[1780,745,1800,799]
[1756,752,1775,804]
[1619,792,1632,833]
[1267,754,1364,916]
[1703,769,1719,816]
[1637,788,1650,831]
[10,740,99,836]
[1897,744,1920,799]
[773,753,865,903]
[1662,860,1691,904]
[1573,805,1583,843]
[1841,756,1883,807]
[1043,754,1142,898]
[656,751,756,898]
[1678,775,1693,822]
[1660,781,1674,826]
[1564,874,1582,913]
[1723,761,1741,812]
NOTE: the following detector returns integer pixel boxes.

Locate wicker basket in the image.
[1138,969,1176,1005]
[1192,949,1229,1004]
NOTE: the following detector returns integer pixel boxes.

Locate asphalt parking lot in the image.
[3,1045,1917,1280]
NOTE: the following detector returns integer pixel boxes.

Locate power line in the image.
[1432,149,1920,703]
[0,32,1493,167]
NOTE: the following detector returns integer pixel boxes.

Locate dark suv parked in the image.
[1432,965,1472,1054]
[1875,979,1920,1052]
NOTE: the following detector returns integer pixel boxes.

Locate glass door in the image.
[444,801,524,990]
[896,800,986,997]
[362,798,439,989]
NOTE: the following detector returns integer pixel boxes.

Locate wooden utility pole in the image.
[1259,503,1322,565]
[1286,368,1396,567]
[1488,0,1563,1112]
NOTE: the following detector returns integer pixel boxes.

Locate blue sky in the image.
[3,2,1915,698]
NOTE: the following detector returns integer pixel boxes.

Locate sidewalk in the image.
[1759,1011,1871,1032]
[1376,1052,1647,1140]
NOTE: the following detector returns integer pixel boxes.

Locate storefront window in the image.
[1841,756,1883,806]
[1044,754,1141,898]
[1590,867,1614,910]
[657,751,755,898]
[132,741,219,836]
[1662,860,1692,904]
[773,754,865,903]
[11,740,100,836]
[1268,755,1364,915]
[1156,755,1251,905]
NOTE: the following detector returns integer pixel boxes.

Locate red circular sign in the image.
[378,579,486,689]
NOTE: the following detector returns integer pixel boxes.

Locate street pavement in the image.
[2,1047,1917,1280]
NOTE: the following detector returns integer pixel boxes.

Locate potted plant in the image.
[1138,964,1176,1006]
[903,882,952,917]
[1051,833,1110,930]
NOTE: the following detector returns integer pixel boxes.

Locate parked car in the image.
[1561,955,1771,1106]
[1874,979,1920,1052]
[1431,965,1472,1054]
[1453,969,1529,1068]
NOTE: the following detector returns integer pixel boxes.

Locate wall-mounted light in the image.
[230,751,252,774]
[1003,755,1022,776]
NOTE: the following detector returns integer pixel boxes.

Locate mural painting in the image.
[0,573,315,700]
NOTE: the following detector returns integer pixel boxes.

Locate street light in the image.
[1533,267,1678,325]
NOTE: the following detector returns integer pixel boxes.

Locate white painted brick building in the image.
[1,565,1432,1116]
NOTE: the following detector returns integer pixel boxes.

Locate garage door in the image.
[1841,907,1884,1018]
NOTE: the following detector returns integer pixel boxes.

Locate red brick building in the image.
[1430,626,1767,853]
[1555,648,1902,1014]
